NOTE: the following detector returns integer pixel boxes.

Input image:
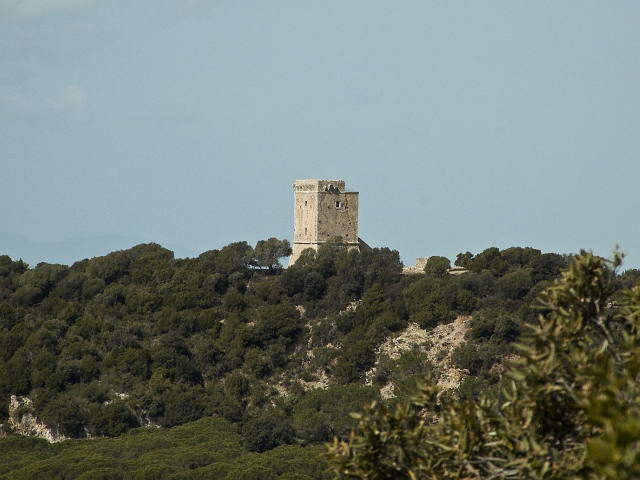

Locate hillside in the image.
[1,239,638,478]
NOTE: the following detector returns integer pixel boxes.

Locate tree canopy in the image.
[254,238,292,273]
[324,250,640,479]
[2,240,637,478]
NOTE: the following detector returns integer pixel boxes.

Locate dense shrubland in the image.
[325,250,640,479]
[0,416,329,479]
[1,238,637,478]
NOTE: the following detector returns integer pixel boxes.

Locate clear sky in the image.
[1,1,639,269]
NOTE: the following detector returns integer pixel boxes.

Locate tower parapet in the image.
[289,179,359,265]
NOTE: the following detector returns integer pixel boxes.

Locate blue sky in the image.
[1,1,639,269]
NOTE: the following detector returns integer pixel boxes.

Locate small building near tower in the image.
[289,179,365,266]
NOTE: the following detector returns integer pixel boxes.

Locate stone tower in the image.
[289,179,360,265]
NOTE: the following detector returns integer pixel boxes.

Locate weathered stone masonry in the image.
[289,179,361,265]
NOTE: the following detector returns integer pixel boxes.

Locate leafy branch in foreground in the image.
[324,250,640,479]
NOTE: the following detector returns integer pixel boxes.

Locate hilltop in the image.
[1,239,638,478]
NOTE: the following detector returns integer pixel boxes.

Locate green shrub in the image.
[241,410,294,453]
[324,250,640,479]
[423,256,450,278]
[292,385,379,444]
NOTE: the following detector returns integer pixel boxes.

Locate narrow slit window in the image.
[335,201,341,208]
[304,200,307,206]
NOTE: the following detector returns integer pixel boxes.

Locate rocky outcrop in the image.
[366,316,471,399]
[8,395,68,443]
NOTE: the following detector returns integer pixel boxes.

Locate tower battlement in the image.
[289,179,360,265]
[293,179,346,193]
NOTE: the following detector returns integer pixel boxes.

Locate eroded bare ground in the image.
[366,316,471,399]
[275,311,471,400]
[298,370,331,391]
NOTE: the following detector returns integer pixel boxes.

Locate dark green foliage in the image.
[456,372,501,401]
[280,266,306,296]
[463,246,569,282]
[493,315,523,343]
[0,302,16,329]
[613,268,640,291]
[242,409,295,452]
[0,417,331,479]
[86,249,134,284]
[0,323,32,362]
[452,312,523,377]
[85,398,139,437]
[335,336,377,383]
[495,268,533,299]
[12,284,42,307]
[455,251,473,268]
[325,250,640,479]
[423,256,451,278]
[0,347,32,395]
[254,238,292,273]
[405,276,469,328]
[304,271,327,300]
[214,241,254,277]
[335,310,355,334]
[375,351,435,399]
[18,263,70,301]
[458,271,495,297]
[0,242,563,440]
[466,246,504,274]
[244,304,304,349]
[0,240,582,479]
[293,385,379,444]
[40,394,86,436]
[282,240,403,312]
[529,252,569,284]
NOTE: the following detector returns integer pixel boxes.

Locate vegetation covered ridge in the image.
[325,249,640,479]
[0,239,638,478]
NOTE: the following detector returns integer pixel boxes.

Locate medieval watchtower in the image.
[289,179,360,265]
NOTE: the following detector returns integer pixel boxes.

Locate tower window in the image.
[335,201,341,208]
[304,201,307,206]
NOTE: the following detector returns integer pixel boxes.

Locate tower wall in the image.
[317,191,358,244]
[289,180,359,266]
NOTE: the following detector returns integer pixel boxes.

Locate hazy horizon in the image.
[2,2,639,268]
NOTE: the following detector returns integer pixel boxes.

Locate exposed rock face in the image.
[8,395,68,443]
[366,316,471,399]
[277,315,471,399]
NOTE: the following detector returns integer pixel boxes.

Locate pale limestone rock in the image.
[9,395,68,443]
